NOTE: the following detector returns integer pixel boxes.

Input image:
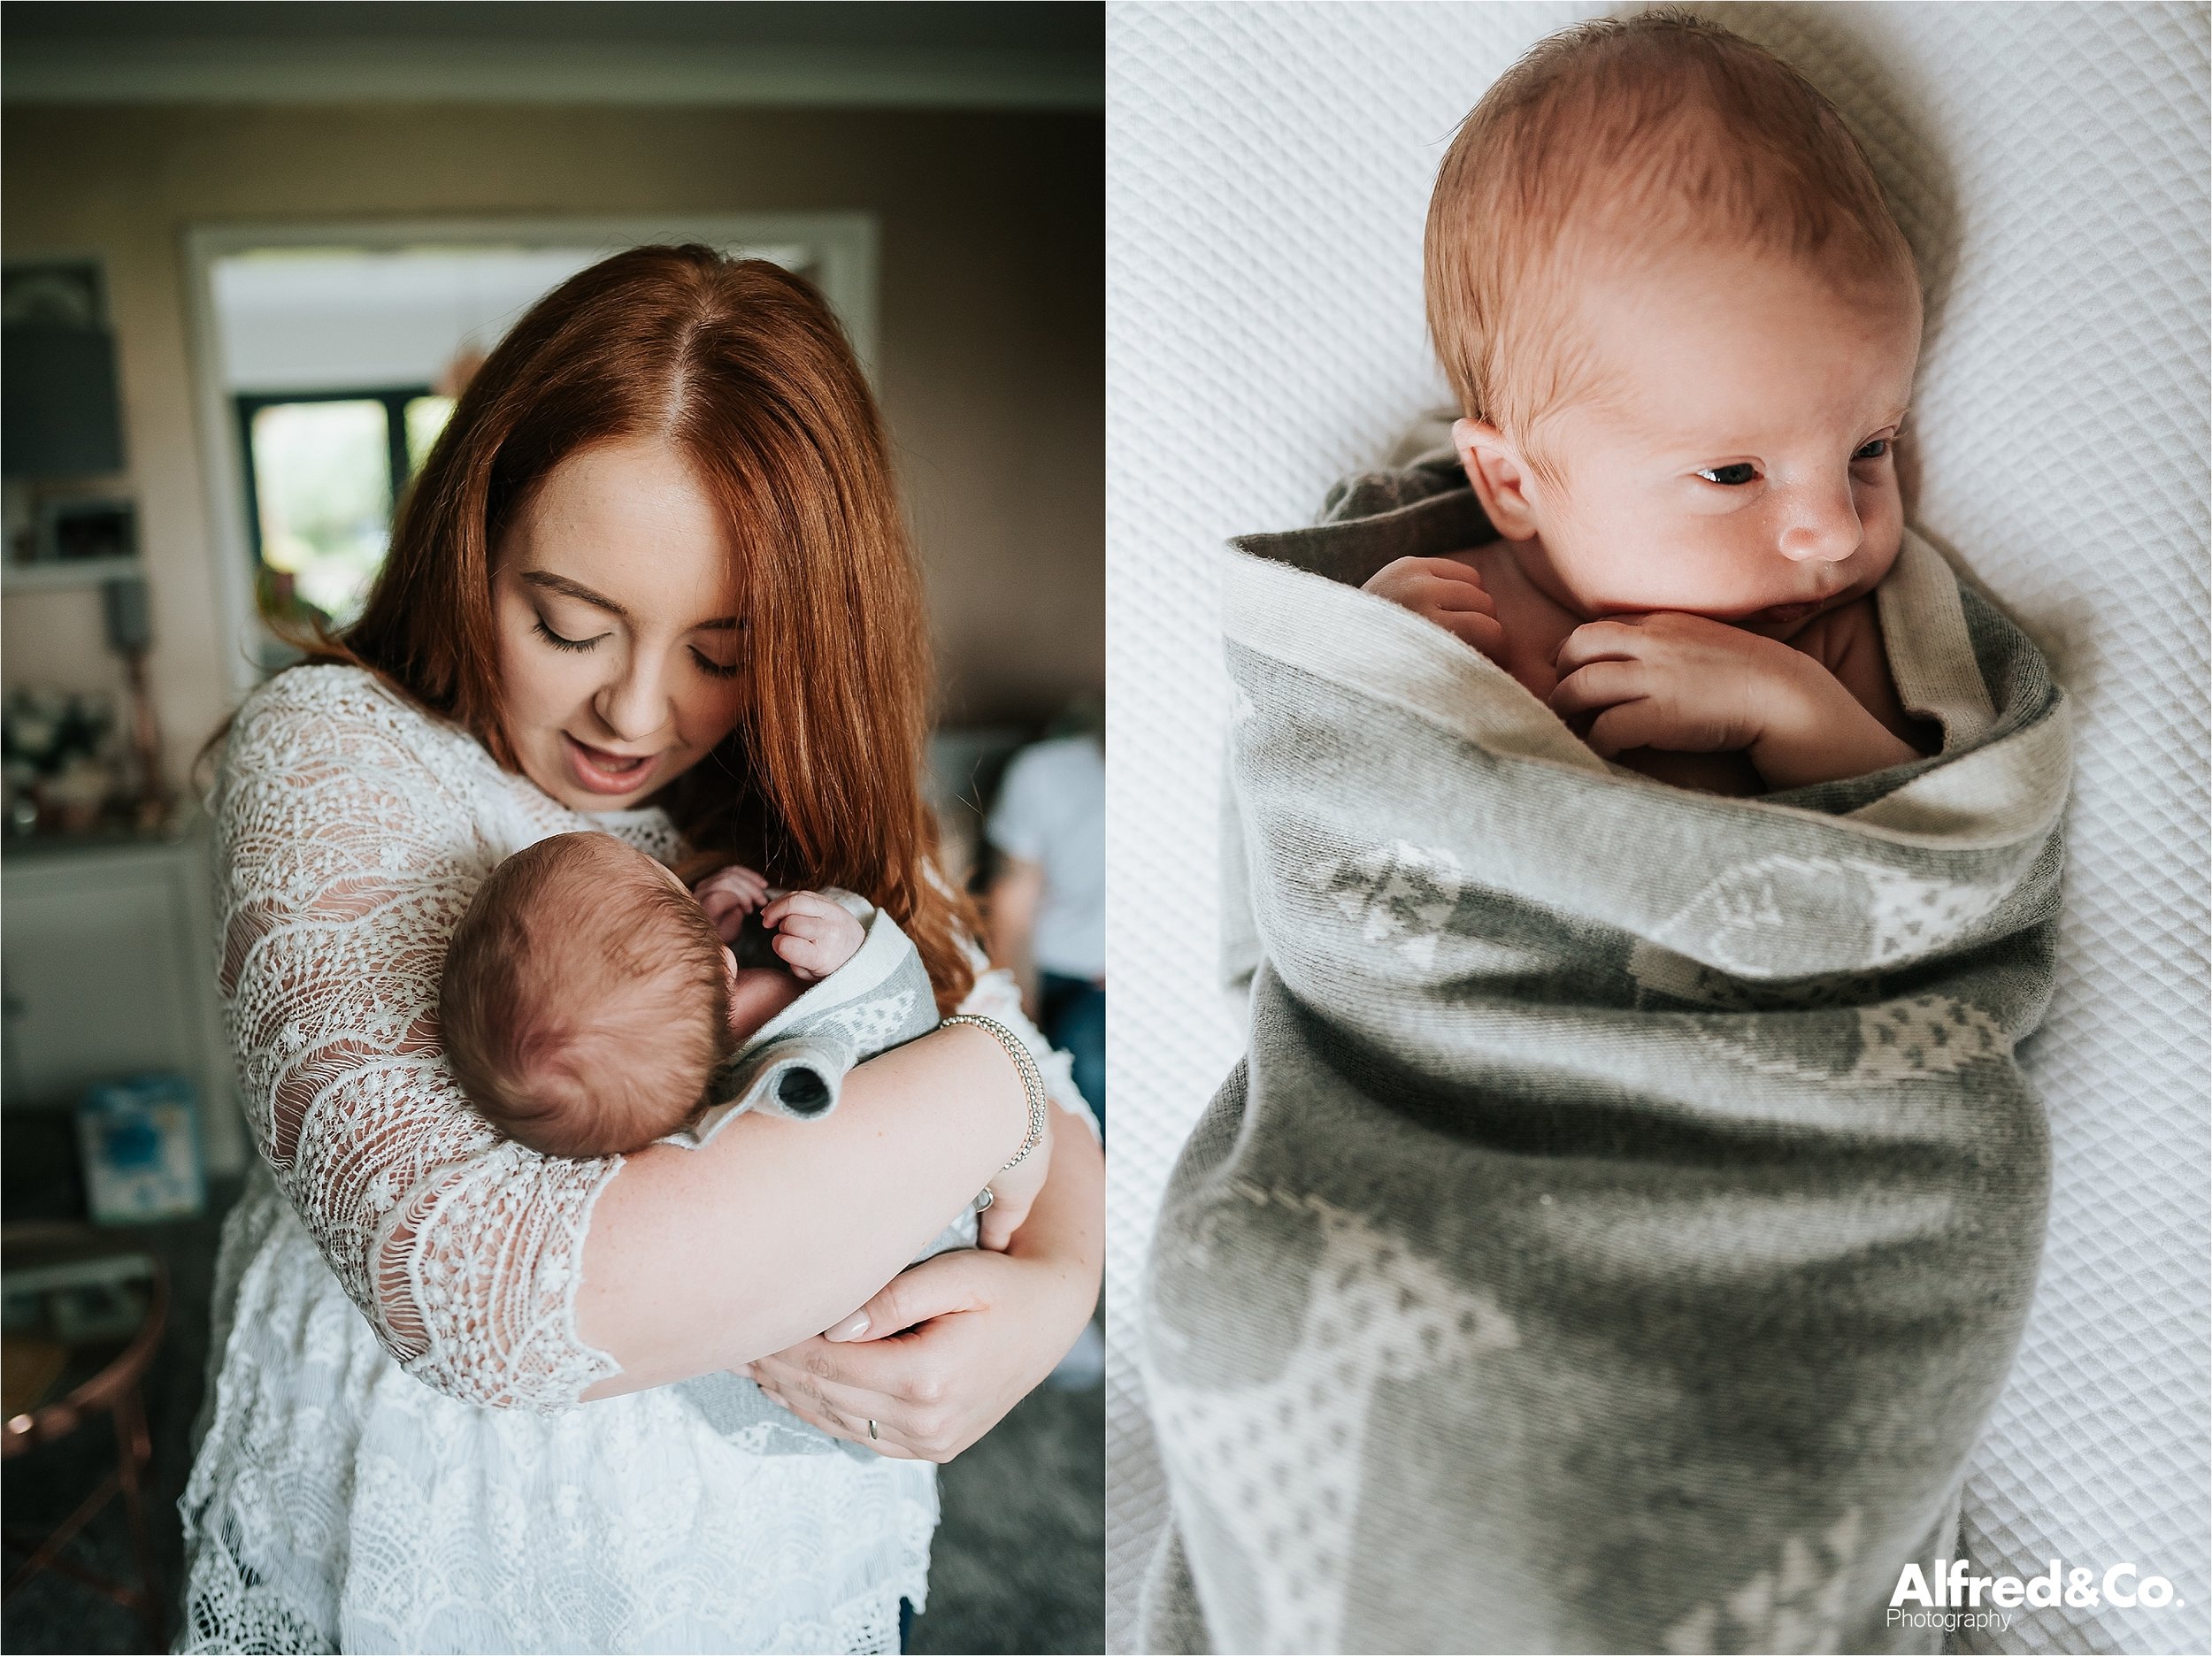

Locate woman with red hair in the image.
[178,246,1102,1652]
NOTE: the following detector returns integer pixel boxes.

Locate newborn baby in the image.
[439,830,872,1158]
[1375,9,1939,795]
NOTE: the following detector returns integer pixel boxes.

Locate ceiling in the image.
[3,2,1104,110]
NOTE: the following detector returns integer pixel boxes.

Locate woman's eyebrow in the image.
[518,569,740,631]
[520,570,626,617]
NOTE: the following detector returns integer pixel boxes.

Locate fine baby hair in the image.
[1425,7,1917,476]
[440,832,733,1157]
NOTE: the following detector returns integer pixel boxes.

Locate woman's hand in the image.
[745,1116,1102,1461]
[976,1100,1052,1252]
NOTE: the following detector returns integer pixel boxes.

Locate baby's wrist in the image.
[1747,661,1914,789]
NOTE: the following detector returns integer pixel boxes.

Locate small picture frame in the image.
[35,495,135,564]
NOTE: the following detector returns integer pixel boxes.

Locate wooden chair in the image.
[3,1225,170,1652]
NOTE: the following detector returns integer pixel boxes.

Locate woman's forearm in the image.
[573,1021,1033,1397]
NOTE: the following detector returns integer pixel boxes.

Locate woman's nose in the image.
[1778,485,1863,564]
[594,654,671,743]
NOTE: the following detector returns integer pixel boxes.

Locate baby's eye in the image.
[1853,437,1891,461]
[1694,462,1760,487]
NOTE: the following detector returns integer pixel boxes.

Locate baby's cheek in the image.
[1855,471,1903,536]
[1857,504,1905,579]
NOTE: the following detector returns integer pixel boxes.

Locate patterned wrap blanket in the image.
[1139,462,2071,1654]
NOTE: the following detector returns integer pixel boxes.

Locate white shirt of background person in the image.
[985,734,1105,1011]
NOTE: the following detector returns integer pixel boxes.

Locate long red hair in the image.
[315,245,977,1009]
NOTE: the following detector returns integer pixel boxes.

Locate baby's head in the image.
[440,832,734,1157]
[1426,10,1921,638]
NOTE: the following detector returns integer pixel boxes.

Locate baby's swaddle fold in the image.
[1142,462,2070,1654]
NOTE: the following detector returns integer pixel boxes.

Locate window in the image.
[235,388,455,629]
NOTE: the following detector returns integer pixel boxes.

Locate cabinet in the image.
[1,824,246,1175]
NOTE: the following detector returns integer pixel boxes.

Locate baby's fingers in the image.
[772,915,863,980]
[1363,553,1486,591]
[1401,555,1491,593]
[696,890,753,943]
[1398,572,1497,617]
[759,890,841,930]
[1584,701,1666,759]
[1435,608,1506,660]
[695,870,767,932]
[1553,617,1653,672]
[695,864,768,900]
[1549,660,1645,718]
[772,930,835,980]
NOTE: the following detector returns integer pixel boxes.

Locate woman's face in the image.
[491,435,745,813]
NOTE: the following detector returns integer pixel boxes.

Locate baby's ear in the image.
[1453,418,1540,541]
[720,944,740,991]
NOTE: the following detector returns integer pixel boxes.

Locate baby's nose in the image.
[1778,495,1862,564]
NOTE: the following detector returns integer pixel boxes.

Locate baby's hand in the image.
[758,890,865,982]
[1361,556,1506,663]
[694,863,770,944]
[1549,612,1916,789]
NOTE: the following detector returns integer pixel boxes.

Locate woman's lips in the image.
[561,732,659,796]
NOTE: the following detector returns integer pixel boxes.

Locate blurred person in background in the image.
[985,702,1105,1129]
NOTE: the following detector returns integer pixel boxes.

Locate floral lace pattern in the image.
[210,666,620,1407]
[180,665,1088,1652]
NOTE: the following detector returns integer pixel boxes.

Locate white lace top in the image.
[180,665,1090,1652]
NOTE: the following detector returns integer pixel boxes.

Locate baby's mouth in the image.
[1758,599,1828,625]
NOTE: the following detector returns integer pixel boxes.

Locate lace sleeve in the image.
[211,670,620,1410]
[952,947,1102,1143]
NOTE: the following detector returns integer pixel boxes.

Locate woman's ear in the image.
[1453,418,1540,541]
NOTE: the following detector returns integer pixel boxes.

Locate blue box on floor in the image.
[74,1073,204,1223]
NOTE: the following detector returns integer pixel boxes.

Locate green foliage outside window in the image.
[240,390,457,633]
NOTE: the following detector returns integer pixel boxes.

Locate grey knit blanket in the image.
[1139,464,2070,1654]
[667,894,976,1459]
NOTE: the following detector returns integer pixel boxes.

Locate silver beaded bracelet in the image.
[940,1013,1048,1170]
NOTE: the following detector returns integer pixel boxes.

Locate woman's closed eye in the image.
[689,647,740,680]
[534,615,605,652]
